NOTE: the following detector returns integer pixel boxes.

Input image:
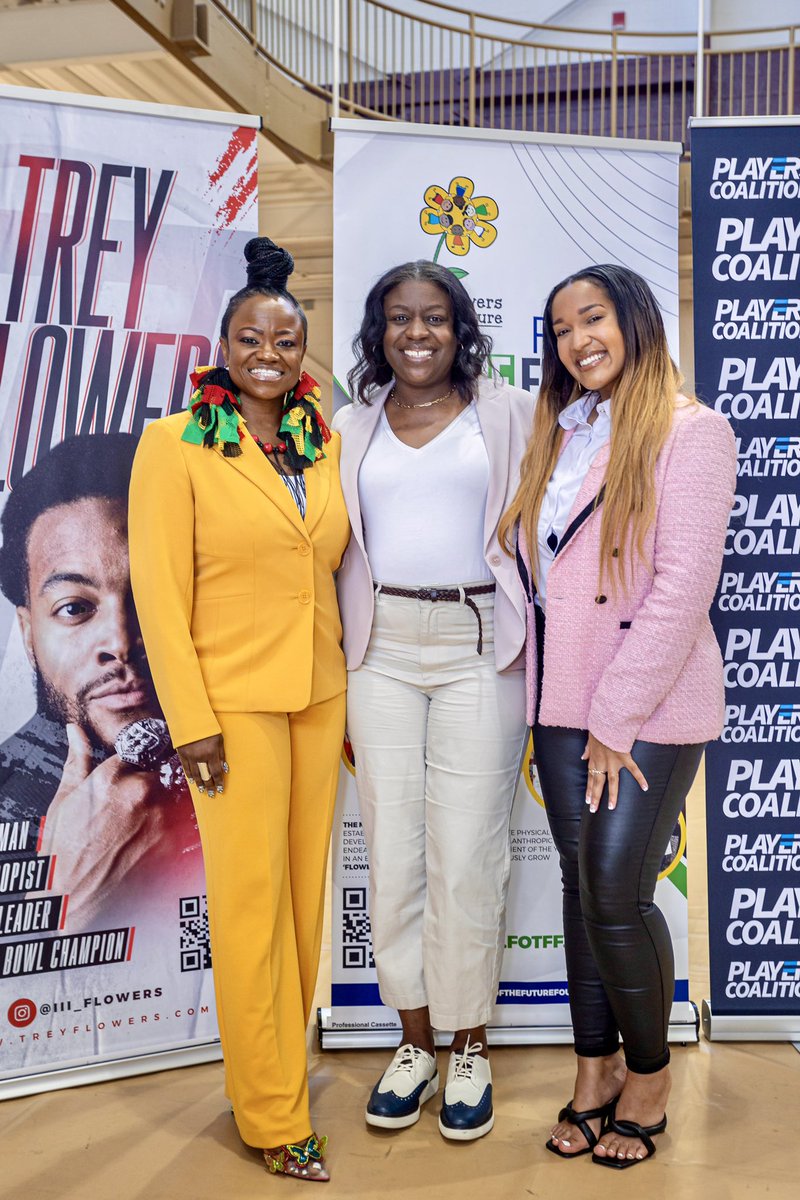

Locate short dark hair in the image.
[0,433,138,607]
[347,260,493,404]
[220,236,308,344]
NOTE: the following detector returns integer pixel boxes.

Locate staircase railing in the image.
[213,1,799,144]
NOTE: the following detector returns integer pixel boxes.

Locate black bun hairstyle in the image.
[220,236,307,342]
[244,236,294,292]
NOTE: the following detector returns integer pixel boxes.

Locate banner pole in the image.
[696,0,705,118]
[332,0,341,120]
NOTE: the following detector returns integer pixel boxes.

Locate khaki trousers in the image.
[192,694,345,1147]
[347,591,527,1030]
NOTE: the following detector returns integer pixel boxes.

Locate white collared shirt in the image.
[536,391,611,608]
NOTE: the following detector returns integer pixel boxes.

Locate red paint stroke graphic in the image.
[208,127,256,187]
[216,166,258,231]
[207,128,258,232]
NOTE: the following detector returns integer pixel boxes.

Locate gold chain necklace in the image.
[390,385,456,410]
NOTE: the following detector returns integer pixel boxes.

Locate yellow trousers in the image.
[192,694,346,1147]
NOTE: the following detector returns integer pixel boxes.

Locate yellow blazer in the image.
[128,412,350,749]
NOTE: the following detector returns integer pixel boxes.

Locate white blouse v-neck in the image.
[357,403,493,586]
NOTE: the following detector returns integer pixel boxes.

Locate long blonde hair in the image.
[499,265,685,593]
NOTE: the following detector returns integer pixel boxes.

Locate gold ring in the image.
[198,762,211,782]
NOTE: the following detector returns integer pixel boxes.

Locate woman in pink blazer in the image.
[334,261,533,1143]
[500,265,736,1169]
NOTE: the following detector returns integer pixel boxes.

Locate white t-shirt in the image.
[357,402,493,586]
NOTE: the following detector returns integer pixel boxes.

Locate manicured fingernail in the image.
[197,786,205,795]
[216,787,224,795]
[222,762,229,773]
[642,784,649,792]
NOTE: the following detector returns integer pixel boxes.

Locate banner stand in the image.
[0,85,258,1092]
[317,1013,700,1051]
[325,120,691,1048]
[701,1002,800,1043]
[0,1041,222,1102]
[691,115,800,1044]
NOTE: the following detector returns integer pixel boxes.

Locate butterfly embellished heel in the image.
[263,1133,329,1182]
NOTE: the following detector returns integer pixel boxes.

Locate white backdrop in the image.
[322,119,695,1046]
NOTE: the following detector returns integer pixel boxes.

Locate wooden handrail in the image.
[208,0,799,139]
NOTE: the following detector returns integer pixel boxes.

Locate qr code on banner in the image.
[342,887,374,970]
[179,895,212,971]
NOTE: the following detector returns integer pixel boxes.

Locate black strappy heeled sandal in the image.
[592,1113,667,1168]
[545,1097,618,1158]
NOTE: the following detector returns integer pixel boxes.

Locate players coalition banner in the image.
[322,120,693,1045]
[0,87,259,1092]
[691,119,800,1040]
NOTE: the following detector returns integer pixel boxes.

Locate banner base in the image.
[0,1040,222,1101]
[702,1001,800,1042]
[317,1010,699,1050]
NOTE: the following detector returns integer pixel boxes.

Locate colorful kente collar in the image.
[181,365,331,471]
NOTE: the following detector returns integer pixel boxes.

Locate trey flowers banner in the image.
[0,87,258,1088]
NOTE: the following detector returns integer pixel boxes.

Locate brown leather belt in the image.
[374,582,496,655]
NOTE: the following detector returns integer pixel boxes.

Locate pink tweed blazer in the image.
[334,374,535,672]
[521,398,737,753]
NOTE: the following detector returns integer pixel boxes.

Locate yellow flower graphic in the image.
[420,176,499,261]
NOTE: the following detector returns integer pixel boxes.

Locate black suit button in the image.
[595,594,607,604]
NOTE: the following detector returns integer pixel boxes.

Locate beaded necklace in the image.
[250,433,307,515]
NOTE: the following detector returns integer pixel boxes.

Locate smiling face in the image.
[18,497,158,753]
[220,293,306,408]
[381,278,458,396]
[550,279,627,401]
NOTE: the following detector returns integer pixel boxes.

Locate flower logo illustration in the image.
[420,176,499,269]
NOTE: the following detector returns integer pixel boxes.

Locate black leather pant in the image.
[533,724,704,1074]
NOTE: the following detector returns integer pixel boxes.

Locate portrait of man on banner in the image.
[0,432,204,931]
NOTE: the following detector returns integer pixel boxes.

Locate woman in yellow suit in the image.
[129,238,349,1182]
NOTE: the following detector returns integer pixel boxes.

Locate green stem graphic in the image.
[667,858,687,898]
[431,232,446,263]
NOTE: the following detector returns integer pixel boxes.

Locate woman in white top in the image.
[334,261,534,1143]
